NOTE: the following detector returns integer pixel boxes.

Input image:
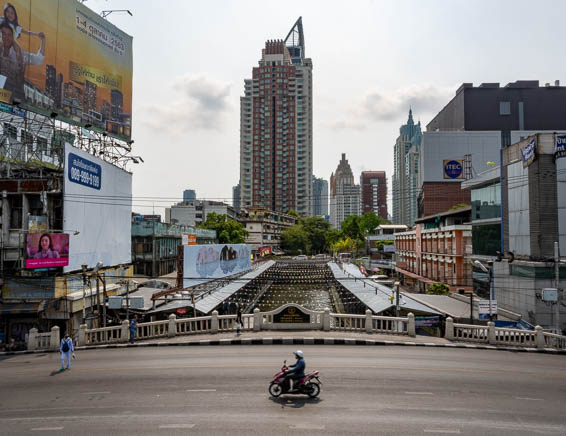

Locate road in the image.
[1,346,565,435]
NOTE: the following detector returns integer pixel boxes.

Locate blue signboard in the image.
[443,160,463,179]
[555,135,566,160]
[68,152,101,190]
[521,138,537,168]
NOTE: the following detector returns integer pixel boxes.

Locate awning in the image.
[0,302,41,315]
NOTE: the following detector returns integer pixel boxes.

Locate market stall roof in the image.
[329,262,441,316]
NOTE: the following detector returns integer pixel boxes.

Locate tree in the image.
[300,216,331,254]
[325,229,342,249]
[360,211,389,235]
[341,215,364,241]
[332,237,358,254]
[199,213,248,244]
[280,225,310,255]
[427,282,450,295]
[287,210,299,218]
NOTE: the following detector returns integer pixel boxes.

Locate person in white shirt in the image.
[59,333,75,371]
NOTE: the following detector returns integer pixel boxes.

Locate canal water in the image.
[257,283,333,312]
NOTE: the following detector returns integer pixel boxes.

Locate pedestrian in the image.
[235,306,243,336]
[60,332,74,371]
[129,315,137,344]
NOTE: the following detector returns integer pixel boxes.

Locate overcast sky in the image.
[85,0,565,217]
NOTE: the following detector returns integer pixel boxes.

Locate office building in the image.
[329,153,360,229]
[183,189,196,202]
[312,175,328,216]
[232,184,241,213]
[360,171,387,219]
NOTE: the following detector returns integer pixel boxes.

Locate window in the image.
[499,101,511,115]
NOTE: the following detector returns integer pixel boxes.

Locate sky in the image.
[83,0,565,217]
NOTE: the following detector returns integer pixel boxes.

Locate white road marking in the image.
[186,389,216,392]
[289,424,325,430]
[405,391,434,395]
[159,424,195,429]
[424,430,460,434]
[81,391,110,395]
[515,397,543,401]
[31,427,64,431]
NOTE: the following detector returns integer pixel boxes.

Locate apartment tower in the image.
[360,171,387,219]
[330,153,360,229]
[239,17,313,216]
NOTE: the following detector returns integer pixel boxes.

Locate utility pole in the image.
[125,280,130,321]
[555,241,561,333]
[102,273,107,328]
[470,292,474,325]
[395,281,400,317]
[81,264,88,322]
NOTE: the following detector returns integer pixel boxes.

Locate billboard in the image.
[25,232,69,268]
[63,143,132,272]
[443,160,463,179]
[0,0,132,139]
[183,244,251,288]
[521,138,536,168]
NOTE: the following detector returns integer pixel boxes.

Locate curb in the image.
[2,337,565,356]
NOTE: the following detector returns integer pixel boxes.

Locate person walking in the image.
[129,316,137,344]
[60,333,74,371]
[235,306,243,336]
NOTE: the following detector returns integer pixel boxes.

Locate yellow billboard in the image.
[0,0,133,139]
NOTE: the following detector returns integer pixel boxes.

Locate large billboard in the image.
[63,143,132,272]
[25,232,69,268]
[183,244,251,288]
[0,0,132,139]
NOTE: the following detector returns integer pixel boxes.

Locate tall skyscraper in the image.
[360,171,387,219]
[232,184,241,213]
[183,189,196,202]
[312,175,328,216]
[330,154,360,229]
[239,17,313,216]
[392,109,422,225]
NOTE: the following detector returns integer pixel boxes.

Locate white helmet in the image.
[294,350,303,359]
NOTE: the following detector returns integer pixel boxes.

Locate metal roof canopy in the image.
[329,262,441,316]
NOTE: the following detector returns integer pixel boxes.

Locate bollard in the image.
[78,324,87,347]
[323,308,330,331]
[487,321,496,345]
[444,317,454,340]
[211,310,219,333]
[120,320,129,343]
[253,308,261,331]
[27,327,38,351]
[168,314,177,338]
[535,325,545,349]
[407,313,415,337]
[50,326,60,351]
[365,309,373,333]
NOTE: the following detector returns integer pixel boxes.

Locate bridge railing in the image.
[445,318,565,350]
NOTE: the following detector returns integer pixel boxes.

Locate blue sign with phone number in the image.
[68,153,101,190]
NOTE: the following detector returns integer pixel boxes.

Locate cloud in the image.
[140,75,232,133]
[329,84,454,130]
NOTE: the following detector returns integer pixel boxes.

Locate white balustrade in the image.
[176,316,212,334]
[217,314,254,332]
[543,332,566,349]
[453,324,490,343]
[85,325,123,345]
[494,327,537,347]
[136,320,169,340]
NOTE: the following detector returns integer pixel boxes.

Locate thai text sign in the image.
[478,300,498,320]
[521,138,537,168]
[68,152,101,190]
[273,306,310,323]
[555,135,566,160]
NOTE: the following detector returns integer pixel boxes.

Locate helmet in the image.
[294,350,303,359]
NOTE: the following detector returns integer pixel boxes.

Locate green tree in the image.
[199,213,248,244]
[325,228,342,249]
[427,282,450,295]
[341,215,364,241]
[280,225,310,255]
[332,237,358,254]
[300,216,331,254]
[360,211,389,235]
[287,209,299,218]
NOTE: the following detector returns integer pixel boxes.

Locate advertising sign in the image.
[25,232,69,268]
[555,135,566,160]
[521,138,537,168]
[28,215,47,232]
[443,160,463,179]
[1,1,133,139]
[258,246,272,256]
[183,244,251,288]
[478,300,498,320]
[182,234,197,246]
[63,143,132,272]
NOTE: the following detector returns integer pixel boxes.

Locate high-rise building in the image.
[84,80,97,115]
[330,154,360,229]
[232,184,241,213]
[110,89,123,120]
[312,175,328,216]
[360,171,387,220]
[392,109,422,225]
[239,17,313,216]
[183,189,196,202]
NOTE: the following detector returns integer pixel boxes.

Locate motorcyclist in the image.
[285,350,305,391]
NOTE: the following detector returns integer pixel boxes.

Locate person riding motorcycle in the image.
[285,350,305,391]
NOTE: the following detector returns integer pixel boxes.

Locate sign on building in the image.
[521,137,537,168]
[443,160,464,179]
[182,234,197,245]
[478,300,498,320]
[555,135,566,160]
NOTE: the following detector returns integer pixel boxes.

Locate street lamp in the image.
[474,260,494,321]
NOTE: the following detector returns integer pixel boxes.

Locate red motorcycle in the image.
[268,360,321,398]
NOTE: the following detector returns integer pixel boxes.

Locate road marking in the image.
[81,391,110,395]
[31,427,64,431]
[159,424,195,429]
[405,391,434,395]
[289,424,325,430]
[186,389,216,392]
[424,430,460,434]
[515,397,544,401]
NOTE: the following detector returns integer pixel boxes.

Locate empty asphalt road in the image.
[1,345,565,435]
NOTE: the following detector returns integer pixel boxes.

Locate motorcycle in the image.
[268,360,321,398]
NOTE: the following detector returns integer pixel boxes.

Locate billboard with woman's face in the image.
[25,232,69,268]
[0,0,133,139]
